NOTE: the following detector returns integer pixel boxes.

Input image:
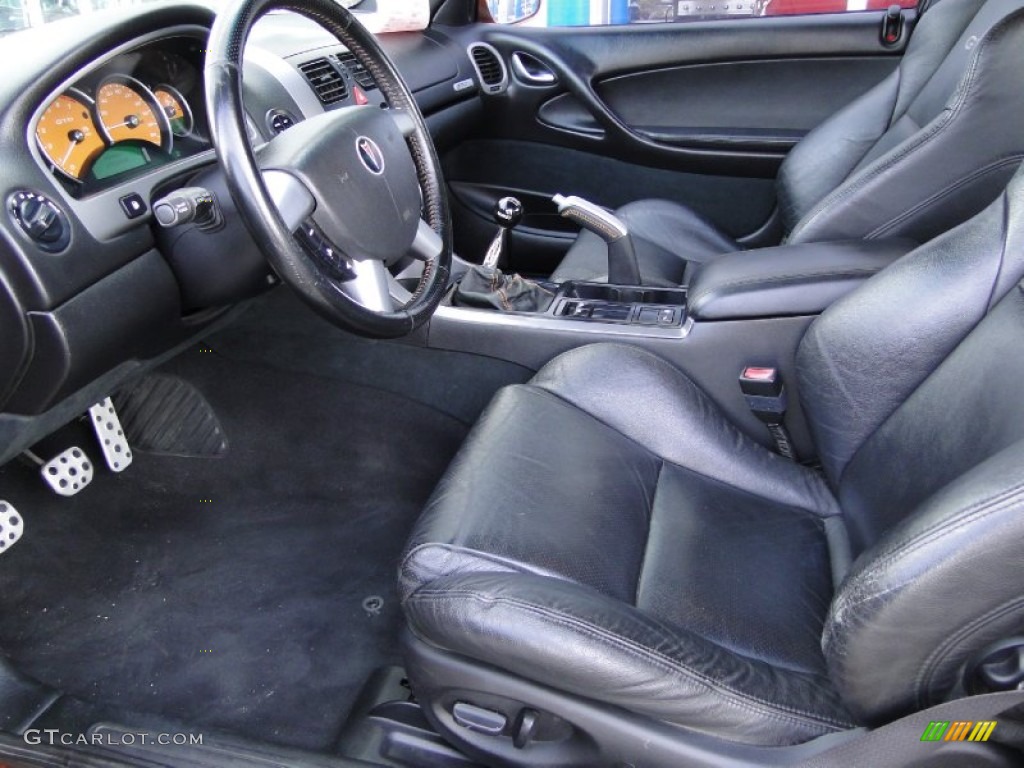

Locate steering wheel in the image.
[204,0,452,338]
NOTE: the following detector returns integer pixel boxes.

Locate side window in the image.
[483,0,918,27]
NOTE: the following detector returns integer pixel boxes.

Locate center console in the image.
[427,195,916,459]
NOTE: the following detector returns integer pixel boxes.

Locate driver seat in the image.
[398,167,1024,765]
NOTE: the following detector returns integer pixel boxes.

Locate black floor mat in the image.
[0,351,466,751]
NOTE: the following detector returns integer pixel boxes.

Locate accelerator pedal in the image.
[0,501,24,555]
[40,447,94,496]
[88,397,132,472]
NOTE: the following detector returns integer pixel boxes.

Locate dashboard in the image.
[35,36,210,196]
[0,2,484,463]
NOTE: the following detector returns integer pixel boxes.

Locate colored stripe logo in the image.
[920,721,997,742]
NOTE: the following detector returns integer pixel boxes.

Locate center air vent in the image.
[297,58,349,105]
[468,43,507,95]
[337,52,378,91]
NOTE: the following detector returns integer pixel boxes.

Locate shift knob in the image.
[494,196,524,229]
[484,196,524,269]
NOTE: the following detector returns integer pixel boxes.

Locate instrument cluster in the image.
[33,36,209,196]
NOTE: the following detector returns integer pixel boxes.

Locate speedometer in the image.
[153,85,194,137]
[35,90,106,182]
[95,76,171,151]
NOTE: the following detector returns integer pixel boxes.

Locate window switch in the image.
[638,308,659,324]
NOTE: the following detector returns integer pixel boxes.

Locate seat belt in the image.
[739,366,796,460]
[800,687,1024,767]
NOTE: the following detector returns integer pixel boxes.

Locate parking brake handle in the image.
[553,194,640,285]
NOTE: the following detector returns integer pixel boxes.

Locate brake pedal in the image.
[0,501,24,555]
[40,447,94,497]
[88,397,133,472]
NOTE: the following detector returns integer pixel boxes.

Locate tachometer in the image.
[153,84,194,137]
[35,90,106,182]
[95,76,171,151]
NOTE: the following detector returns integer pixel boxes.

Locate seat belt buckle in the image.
[740,367,795,460]
[739,366,788,422]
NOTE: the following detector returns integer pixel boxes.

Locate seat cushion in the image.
[400,344,853,745]
[550,200,739,286]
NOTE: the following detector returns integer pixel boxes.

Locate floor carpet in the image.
[0,349,467,751]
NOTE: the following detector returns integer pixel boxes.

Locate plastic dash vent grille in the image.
[337,52,378,91]
[469,44,505,88]
[298,58,348,105]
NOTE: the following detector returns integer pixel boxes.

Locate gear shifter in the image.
[553,194,640,285]
[483,196,524,269]
[454,196,554,312]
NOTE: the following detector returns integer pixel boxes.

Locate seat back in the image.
[795,166,1024,725]
[778,0,1024,246]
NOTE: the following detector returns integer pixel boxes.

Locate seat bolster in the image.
[531,344,840,518]
[824,441,1024,725]
[776,71,900,233]
[404,571,854,746]
[551,200,738,286]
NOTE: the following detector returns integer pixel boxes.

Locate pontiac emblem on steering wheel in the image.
[356,136,385,175]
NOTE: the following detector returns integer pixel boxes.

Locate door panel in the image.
[595,57,899,150]
[442,9,917,274]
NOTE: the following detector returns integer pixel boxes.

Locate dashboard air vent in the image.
[468,43,507,95]
[337,52,378,91]
[297,58,348,105]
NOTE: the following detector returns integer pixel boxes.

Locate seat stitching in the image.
[849,479,1024,580]
[411,588,851,730]
[400,541,558,585]
[866,155,1024,239]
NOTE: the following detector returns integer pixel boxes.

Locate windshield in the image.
[0,0,154,36]
[0,0,422,37]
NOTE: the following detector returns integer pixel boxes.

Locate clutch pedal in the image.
[39,447,94,497]
[88,397,133,472]
[0,501,24,555]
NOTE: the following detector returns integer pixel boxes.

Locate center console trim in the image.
[434,304,694,339]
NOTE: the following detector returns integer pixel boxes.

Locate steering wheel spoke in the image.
[340,259,399,312]
[389,109,417,139]
[263,170,316,233]
[410,218,443,262]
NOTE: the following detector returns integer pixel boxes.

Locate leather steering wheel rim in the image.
[204,0,452,338]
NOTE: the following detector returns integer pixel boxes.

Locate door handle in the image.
[511,52,557,85]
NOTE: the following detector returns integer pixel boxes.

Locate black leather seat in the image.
[399,167,1024,764]
[551,0,1024,287]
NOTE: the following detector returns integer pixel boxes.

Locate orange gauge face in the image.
[35,93,106,181]
[96,79,166,148]
[153,86,193,137]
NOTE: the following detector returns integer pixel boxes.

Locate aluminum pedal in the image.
[0,501,24,555]
[88,397,132,472]
[40,447,93,497]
